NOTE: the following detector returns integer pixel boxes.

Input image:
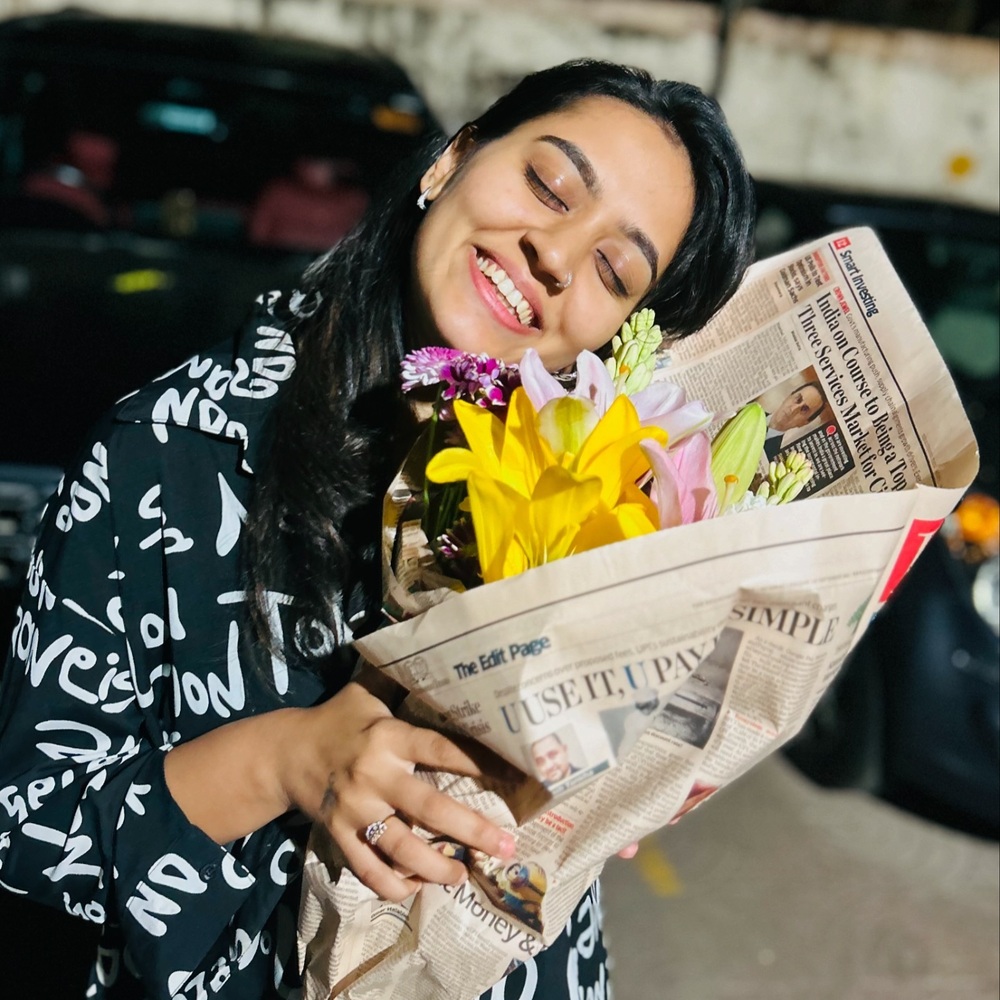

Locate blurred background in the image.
[0,2,997,997]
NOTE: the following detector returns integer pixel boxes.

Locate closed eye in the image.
[597,251,628,298]
[525,164,567,211]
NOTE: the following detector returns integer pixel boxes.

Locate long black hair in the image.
[244,59,756,665]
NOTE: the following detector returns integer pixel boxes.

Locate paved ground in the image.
[601,755,999,1000]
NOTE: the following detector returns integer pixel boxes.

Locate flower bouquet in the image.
[378,309,818,782]
[299,227,979,1000]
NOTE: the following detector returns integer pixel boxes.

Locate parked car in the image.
[0,8,439,648]
[755,180,1000,839]
[0,10,438,995]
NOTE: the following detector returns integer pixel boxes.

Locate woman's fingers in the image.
[336,814,469,897]
[353,720,516,860]
[372,816,469,886]
[300,687,520,895]
[338,828,423,903]
[402,724,493,777]
[400,722,524,786]
[388,769,515,861]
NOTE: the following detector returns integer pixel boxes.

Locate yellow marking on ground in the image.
[636,839,684,897]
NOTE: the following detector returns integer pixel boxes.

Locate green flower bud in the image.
[711,403,767,509]
[761,449,815,505]
[605,308,664,394]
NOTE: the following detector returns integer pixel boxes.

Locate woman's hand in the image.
[280,681,516,902]
[165,680,516,903]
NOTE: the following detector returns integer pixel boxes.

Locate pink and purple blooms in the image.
[401,347,521,409]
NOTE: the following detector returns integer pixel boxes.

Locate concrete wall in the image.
[2,0,997,210]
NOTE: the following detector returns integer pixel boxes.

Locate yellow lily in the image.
[427,388,666,582]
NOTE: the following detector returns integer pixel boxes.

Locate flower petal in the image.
[643,439,685,528]
[644,431,718,528]
[527,466,602,563]
[501,388,555,496]
[466,471,522,584]
[452,399,504,478]
[572,503,657,553]
[572,350,617,414]
[425,446,480,484]
[633,380,714,445]
[631,379,685,418]
[538,396,600,456]
[518,349,565,411]
[658,400,715,445]
[670,431,718,520]
[572,394,665,508]
[574,394,640,472]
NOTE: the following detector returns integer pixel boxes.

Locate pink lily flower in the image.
[519,348,713,448]
[642,432,719,528]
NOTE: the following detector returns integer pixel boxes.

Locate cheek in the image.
[564,297,630,355]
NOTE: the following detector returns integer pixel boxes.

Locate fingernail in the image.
[498,834,516,858]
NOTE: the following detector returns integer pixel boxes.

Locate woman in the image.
[0,60,754,998]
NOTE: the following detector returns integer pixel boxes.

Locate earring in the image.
[416,189,429,211]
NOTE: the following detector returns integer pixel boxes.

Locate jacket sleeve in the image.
[0,418,263,996]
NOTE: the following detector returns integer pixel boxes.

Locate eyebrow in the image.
[538,133,660,280]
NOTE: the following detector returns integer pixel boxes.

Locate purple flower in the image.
[435,519,482,587]
[400,346,465,391]
[401,348,521,410]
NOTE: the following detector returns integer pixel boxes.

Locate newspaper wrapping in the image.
[297,227,980,1000]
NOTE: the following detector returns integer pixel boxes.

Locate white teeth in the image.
[476,254,535,326]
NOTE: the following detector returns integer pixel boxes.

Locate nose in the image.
[522,224,580,292]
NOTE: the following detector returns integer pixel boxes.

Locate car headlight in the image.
[944,492,1000,635]
[973,556,1000,635]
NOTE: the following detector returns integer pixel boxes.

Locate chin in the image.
[438,324,525,365]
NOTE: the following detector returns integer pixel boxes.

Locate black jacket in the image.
[0,291,607,999]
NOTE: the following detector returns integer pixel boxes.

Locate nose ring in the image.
[555,272,573,290]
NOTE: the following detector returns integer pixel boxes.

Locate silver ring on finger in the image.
[363,814,395,848]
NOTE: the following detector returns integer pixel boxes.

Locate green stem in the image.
[423,387,442,512]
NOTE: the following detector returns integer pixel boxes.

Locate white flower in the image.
[519,349,713,448]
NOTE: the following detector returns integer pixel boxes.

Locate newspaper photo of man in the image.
[757,369,830,459]
[530,731,581,787]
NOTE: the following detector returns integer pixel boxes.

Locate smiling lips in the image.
[475,252,537,328]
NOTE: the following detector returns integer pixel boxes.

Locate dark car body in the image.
[755,181,1000,839]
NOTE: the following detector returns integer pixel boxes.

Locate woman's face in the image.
[409,96,696,370]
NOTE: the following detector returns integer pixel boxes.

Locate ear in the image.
[419,124,478,204]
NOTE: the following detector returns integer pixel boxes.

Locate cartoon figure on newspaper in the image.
[431,838,549,934]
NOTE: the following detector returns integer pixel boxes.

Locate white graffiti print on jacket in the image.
[0,290,608,1000]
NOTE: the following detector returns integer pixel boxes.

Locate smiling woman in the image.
[410,97,697,369]
[0,59,754,1000]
